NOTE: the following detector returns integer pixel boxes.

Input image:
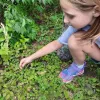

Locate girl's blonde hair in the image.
[68,0,100,40]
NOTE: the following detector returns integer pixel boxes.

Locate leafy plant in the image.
[0,23,10,65]
[4,5,39,44]
[10,0,54,5]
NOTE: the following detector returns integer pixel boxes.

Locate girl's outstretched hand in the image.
[19,56,32,69]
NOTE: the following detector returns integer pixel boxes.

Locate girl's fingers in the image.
[19,60,23,67]
[21,62,26,67]
[19,58,31,69]
[19,59,25,69]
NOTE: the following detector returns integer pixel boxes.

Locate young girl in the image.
[20,0,100,83]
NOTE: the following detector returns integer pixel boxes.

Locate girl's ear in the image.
[93,5,100,17]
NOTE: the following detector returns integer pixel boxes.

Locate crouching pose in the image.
[20,0,100,83]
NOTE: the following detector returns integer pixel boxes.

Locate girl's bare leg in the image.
[68,32,100,65]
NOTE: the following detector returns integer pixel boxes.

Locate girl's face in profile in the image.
[60,0,95,29]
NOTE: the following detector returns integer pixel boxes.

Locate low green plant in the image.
[0,23,10,65]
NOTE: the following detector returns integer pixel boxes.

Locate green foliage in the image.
[0,0,56,5]
[4,4,39,44]
[10,0,54,5]
[0,23,10,64]
[0,0,59,66]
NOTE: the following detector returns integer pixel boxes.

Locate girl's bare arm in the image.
[20,40,63,68]
[29,40,63,60]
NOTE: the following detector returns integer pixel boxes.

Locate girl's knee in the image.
[68,35,78,49]
[68,31,85,49]
[68,31,86,50]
